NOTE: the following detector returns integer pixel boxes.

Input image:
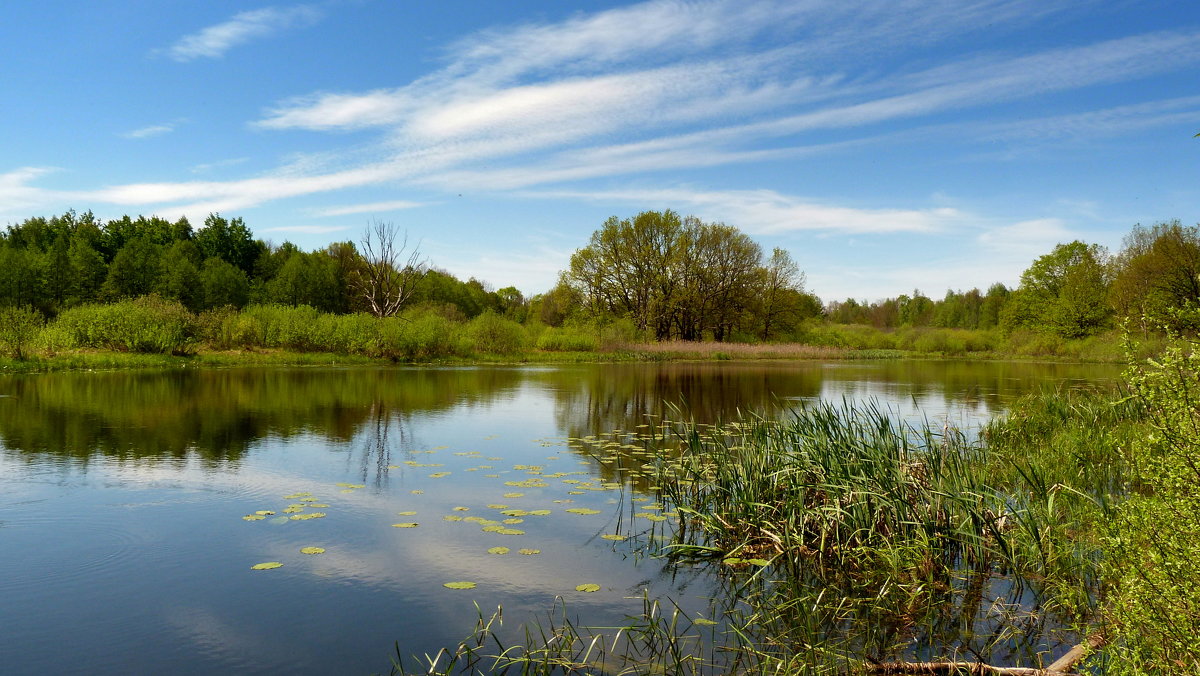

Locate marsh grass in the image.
[390,392,1129,674]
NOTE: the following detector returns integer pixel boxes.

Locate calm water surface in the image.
[0,360,1119,675]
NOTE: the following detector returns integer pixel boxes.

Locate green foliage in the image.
[0,305,45,359]
[465,311,529,355]
[1105,322,1200,672]
[52,296,195,354]
[535,327,599,352]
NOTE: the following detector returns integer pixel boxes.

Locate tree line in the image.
[2,209,1197,344]
[0,211,527,322]
[825,221,1200,338]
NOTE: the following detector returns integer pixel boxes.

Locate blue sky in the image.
[2,0,1198,302]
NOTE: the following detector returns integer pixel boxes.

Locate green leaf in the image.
[391,522,419,528]
[518,548,541,555]
[251,562,282,570]
[487,546,510,555]
[566,508,601,515]
[575,583,601,592]
[443,581,476,590]
[300,547,325,555]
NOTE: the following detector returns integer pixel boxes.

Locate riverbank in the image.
[0,298,1159,374]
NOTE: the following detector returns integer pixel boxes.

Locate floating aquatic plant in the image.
[575,583,600,592]
[251,562,282,570]
[391,522,419,528]
[487,546,510,555]
[443,581,476,590]
[519,549,541,555]
[300,547,325,555]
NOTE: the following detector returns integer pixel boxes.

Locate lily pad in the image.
[453,506,470,511]
[745,558,770,566]
[694,618,718,626]
[283,506,304,514]
[497,528,525,535]
[528,509,552,516]
[443,515,464,522]
[503,492,525,498]
[308,503,330,508]
[443,581,476,590]
[336,483,365,489]
[600,534,627,541]
[396,511,418,516]
[518,548,541,555]
[242,515,265,521]
[486,504,509,510]
[575,583,601,593]
[251,562,282,570]
[429,472,451,479]
[290,512,326,520]
[283,492,312,499]
[391,522,419,528]
[300,547,325,555]
[410,490,424,495]
[481,525,506,532]
[487,546,510,555]
[503,518,524,525]
[255,510,275,516]
[566,508,601,515]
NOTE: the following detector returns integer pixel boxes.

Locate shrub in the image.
[0,305,45,359]
[466,311,529,355]
[52,296,195,354]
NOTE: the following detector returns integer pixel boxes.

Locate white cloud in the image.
[29,0,1199,225]
[122,123,176,139]
[977,218,1081,259]
[528,188,964,235]
[258,225,351,235]
[312,200,427,217]
[165,6,321,62]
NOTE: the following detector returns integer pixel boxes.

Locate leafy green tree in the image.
[199,257,250,309]
[263,251,340,311]
[0,247,46,309]
[43,234,73,310]
[756,248,805,340]
[1110,221,1200,331]
[568,211,770,341]
[68,238,108,306]
[156,241,203,310]
[1002,241,1112,338]
[102,236,162,299]
[196,213,263,275]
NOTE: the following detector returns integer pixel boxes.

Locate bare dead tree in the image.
[353,220,426,317]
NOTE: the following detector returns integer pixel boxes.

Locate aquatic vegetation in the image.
[250,562,282,570]
[442,581,476,590]
[391,522,419,528]
[565,508,601,515]
[290,512,325,520]
[575,583,600,593]
[300,547,325,555]
[518,549,540,555]
[487,547,510,555]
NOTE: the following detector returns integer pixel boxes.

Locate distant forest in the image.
[1,209,1198,344]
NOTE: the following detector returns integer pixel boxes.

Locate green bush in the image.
[52,296,195,354]
[1106,326,1200,672]
[242,304,321,350]
[0,305,45,359]
[465,311,529,355]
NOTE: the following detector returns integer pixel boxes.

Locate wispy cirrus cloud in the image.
[528,187,965,235]
[18,0,1195,230]
[163,5,321,62]
[122,123,176,139]
[312,200,427,217]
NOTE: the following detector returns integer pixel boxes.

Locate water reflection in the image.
[0,361,1119,466]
